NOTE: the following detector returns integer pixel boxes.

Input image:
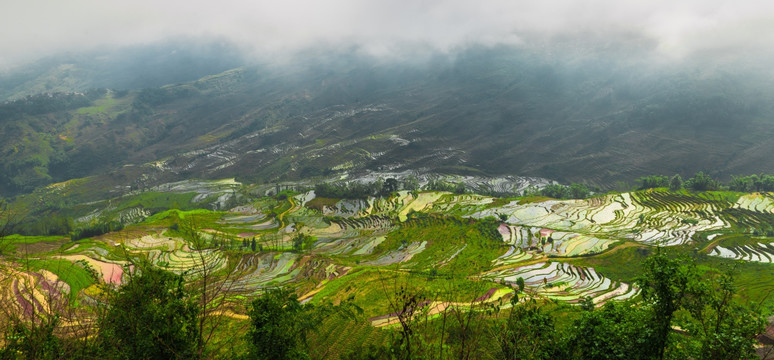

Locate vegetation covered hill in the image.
[3,46,774,197]
[1,179,774,358]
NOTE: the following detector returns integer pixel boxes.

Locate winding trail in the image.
[277,197,297,228]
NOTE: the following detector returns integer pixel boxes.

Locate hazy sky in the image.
[2,0,773,67]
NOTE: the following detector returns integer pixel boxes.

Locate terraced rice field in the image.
[711,242,774,263]
[369,287,514,327]
[0,266,70,319]
[314,190,736,247]
[284,190,747,248]
[124,232,181,251]
[313,235,386,256]
[56,255,126,284]
[493,246,537,265]
[10,183,774,332]
[365,241,427,266]
[146,247,226,275]
[471,192,729,246]
[229,253,349,295]
[734,193,774,213]
[484,262,638,305]
[497,224,615,256]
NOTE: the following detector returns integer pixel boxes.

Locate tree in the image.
[385,285,428,360]
[181,218,248,359]
[402,176,420,191]
[685,171,720,191]
[539,184,567,199]
[245,288,315,360]
[495,300,559,360]
[637,175,670,190]
[292,233,315,252]
[563,300,652,360]
[538,183,589,199]
[97,264,199,360]
[636,249,694,360]
[578,296,595,312]
[568,183,590,199]
[381,178,399,196]
[675,266,765,360]
[515,277,525,292]
[669,174,683,191]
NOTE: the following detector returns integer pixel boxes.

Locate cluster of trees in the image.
[13,215,73,237]
[292,233,316,252]
[314,178,408,199]
[636,175,682,191]
[4,211,122,241]
[522,183,591,199]
[637,171,774,192]
[69,220,124,241]
[240,237,261,252]
[683,172,722,191]
[729,174,774,192]
[423,179,466,194]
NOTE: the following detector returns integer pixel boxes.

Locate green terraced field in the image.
[4,184,774,356]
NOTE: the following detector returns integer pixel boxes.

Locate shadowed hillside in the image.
[2,45,774,196]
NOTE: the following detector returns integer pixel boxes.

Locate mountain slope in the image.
[2,46,774,196]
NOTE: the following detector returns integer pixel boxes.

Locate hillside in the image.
[2,46,774,197]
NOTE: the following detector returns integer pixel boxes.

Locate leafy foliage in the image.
[495,300,559,360]
[675,266,765,359]
[245,288,317,360]
[0,317,64,360]
[685,171,722,191]
[563,301,652,360]
[729,174,774,192]
[669,175,683,191]
[70,220,123,241]
[424,180,466,194]
[97,264,199,360]
[636,250,695,358]
[637,175,670,190]
[532,183,590,199]
[314,180,397,199]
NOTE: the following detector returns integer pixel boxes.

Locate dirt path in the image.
[277,197,297,228]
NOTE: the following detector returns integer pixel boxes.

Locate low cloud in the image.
[2,0,773,68]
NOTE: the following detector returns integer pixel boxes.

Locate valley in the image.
[5,1,774,358]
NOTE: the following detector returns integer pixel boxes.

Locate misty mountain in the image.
[2,44,773,196]
[0,39,245,101]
